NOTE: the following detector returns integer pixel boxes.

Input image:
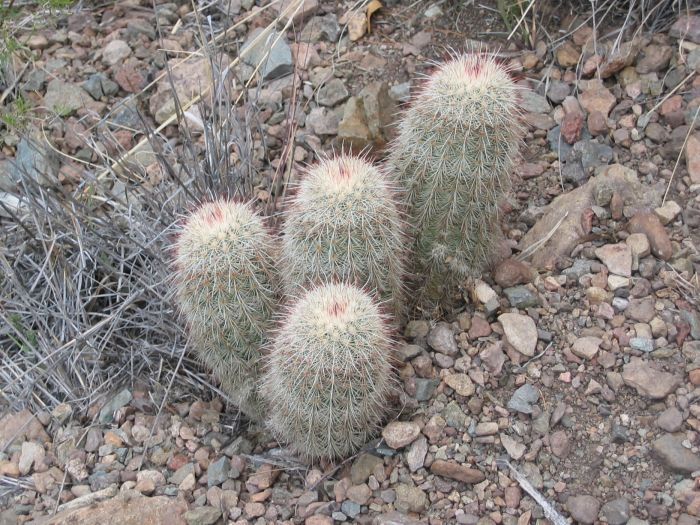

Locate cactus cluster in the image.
[173,200,279,420]
[171,51,523,461]
[261,283,394,460]
[388,52,522,304]
[282,155,405,316]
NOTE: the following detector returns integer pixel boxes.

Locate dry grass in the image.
[0,0,305,415]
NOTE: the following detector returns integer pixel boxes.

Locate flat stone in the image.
[549,430,570,458]
[427,322,459,356]
[600,498,630,525]
[636,44,673,74]
[626,297,655,323]
[350,453,382,484]
[443,374,475,397]
[622,358,680,399]
[274,0,319,23]
[572,336,602,360]
[414,378,439,401]
[382,421,421,449]
[98,388,132,424]
[241,28,293,80]
[507,384,539,414]
[499,313,537,357]
[567,495,601,524]
[406,437,427,472]
[430,460,484,484]
[306,106,339,136]
[595,243,632,277]
[652,434,700,473]
[503,286,539,309]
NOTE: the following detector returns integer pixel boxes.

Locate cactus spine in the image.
[261,283,394,461]
[388,52,522,304]
[281,155,405,315]
[173,200,279,420]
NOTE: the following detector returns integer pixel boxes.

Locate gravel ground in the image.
[1,1,700,524]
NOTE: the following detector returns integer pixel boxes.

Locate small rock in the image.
[628,212,673,260]
[406,437,427,472]
[500,433,526,460]
[207,457,230,487]
[549,430,570,458]
[306,107,339,136]
[652,434,700,473]
[317,78,349,107]
[572,336,602,360]
[350,454,382,485]
[102,40,132,66]
[507,384,539,414]
[556,41,581,67]
[626,297,655,323]
[654,200,682,225]
[18,441,44,475]
[579,84,616,117]
[347,483,371,505]
[99,389,132,424]
[394,484,427,513]
[241,28,293,80]
[382,422,421,449]
[626,232,651,258]
[622,358,680,399]
[184,506,221,525]
[600,498,630,525]
[493,258,534,287]
[503,286,539,309]
[444,374,475,397]
[670,15,700,44]
[43,79,89,116]
[520,91,551,114]
[687,134,700,184]
[480,343,505,375]
[567,495,601,524]
[595,243,632,277]
[429,460,485,484]
[427,323,459,356]
[636,44,673,74]
[499,313,537,357]
[657,407,683,432]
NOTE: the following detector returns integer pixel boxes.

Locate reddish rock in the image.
[578,83,616,117]
[493,258,534,287]
[636,44,673,74]
[430,460,485,484]
[627,212,673,261]
[468,316,492,339]
[687,133,700,184]
[561,111,584,144]
[660,94,683,116]
[588,110,608,136]
[114,61,148,93]
[670,15,700,44]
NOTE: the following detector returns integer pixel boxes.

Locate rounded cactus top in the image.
[294,155,393,211]
[176,200,268,258]
[278,283,390,364]
[418,53,520,125]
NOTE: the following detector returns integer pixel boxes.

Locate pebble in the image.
[184,506,222,525]
[102,40,132,66]
[429,460,485,484]
[572,336,602,360]
[18,441,44,475]
[427,323,459,356]
[654,200,682,225]
[444,373,475,397]
[99,389,132,424]
[382,421,421,449]
[394,484,427,513]
[657,407,683,432]
[493,258,534,287]
[317,78,349,107]
[406,437,427,472]
[241,28,293,80]
[350,454,382,484]
[595,243,632,277]
[600,498,630,525]
[500,433,526,460]
[622,358,680,399]
[628,212,673,260]
[566,495,601,524]
[507,384,539,414]
[652,434,700,473]
[499,313,537,357]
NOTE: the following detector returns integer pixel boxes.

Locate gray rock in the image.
[374,511,426,525]
[681,309,700,340]
[300,14,340,42]
[622,359,679,399]
[507,384,539,414]
[396,344,422,362]
[44,78,89,116]
[317,78,349,107]
[184,506,221,525]
[652,434,700,473]
[520,91,551,113]
[406,437,427,472]
[547,81,570,103]
[7,138,56,188]
[83,73,119,100]
[207,456,230,487]
[169,462,195,484]
[306,106,339,136]
[241,28,293,80]
[389,82,411,102]
[341,500,361,518]
[110,99,142,129]
[563,140,614,185]
[102,39,132,66]
[414,378,439,401]
[442,400,468,429]
[21,68,47,91]
[629,337,654,352]
[503,286,539,308]
[98,388,132,424]
[427,322,458,356]
[600,498,630,525]
[567,495,601,524]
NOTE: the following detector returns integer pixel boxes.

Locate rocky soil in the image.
[1,1,700,524]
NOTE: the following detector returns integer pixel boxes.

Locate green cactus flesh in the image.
[173,200,279,419]
[281,155,405,314]
[261,283,394,461]
[389,53,522,302]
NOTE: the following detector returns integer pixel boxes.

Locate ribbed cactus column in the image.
[281,155,406,316]
[388,53,522,305]
[173,200,279,420]
[261,283,394,461]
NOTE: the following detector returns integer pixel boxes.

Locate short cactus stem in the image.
[173,199,279,420]
[281,154,406,317]
[389,52,523,307]
[261,283,394,461]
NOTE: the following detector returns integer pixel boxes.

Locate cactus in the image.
[261,283,394,461]
[388,52,522,304]
[281,154,406,316]
[173,199,279,420]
